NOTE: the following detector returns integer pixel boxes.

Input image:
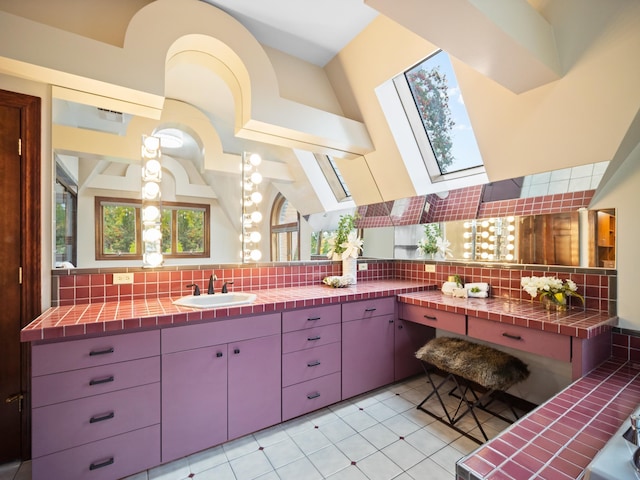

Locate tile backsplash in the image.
[52,260,616,314]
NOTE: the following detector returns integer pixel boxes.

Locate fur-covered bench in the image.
[415,336,530,443]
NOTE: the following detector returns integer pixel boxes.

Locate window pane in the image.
[102,204,137,254]
[405,50,483,175]
[177,208,205,253]
[161,209,172,254]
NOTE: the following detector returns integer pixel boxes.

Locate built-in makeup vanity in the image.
[22,280,616,480]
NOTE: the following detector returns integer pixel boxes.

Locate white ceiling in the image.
[199,0,379,66]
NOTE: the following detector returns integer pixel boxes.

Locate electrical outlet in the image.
[358,263,368,271]
[424,264,436,273]
[113,272,134,285]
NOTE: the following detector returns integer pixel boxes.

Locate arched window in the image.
[271,194,299,261]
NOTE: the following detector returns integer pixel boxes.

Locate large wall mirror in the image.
[53,96,615,270]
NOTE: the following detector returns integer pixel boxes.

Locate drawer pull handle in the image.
[307,360,321,367]
[89,376,114,386]
[307,392,321,400]
[89,457,114,471]
[502,333,522,341]
[365,308,377,312]
[234,348,240,354]
[89,347,114,356]
[90,412,115,424]
[423,315,437,321]
[307,336,321,341]
[216,352,223,358]
[307,316,321,321]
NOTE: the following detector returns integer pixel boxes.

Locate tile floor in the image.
[0,374,513,480]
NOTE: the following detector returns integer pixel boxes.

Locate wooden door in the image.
[0,89,41,463]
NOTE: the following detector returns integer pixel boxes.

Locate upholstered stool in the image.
[415,336,530,443]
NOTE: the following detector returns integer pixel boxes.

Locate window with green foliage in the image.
[96,197,209,260]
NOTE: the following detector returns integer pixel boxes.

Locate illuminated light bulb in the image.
[249,231,261,243]
[463,232,471,239]
[463,222,470,229]
[489,235,496,242]
[507,234,515,241]
[143,135,160,151]
[508,225,515,231]
[481,221,489,228]
[489,226,495,232]
[481,252,489,259]
[464,243,471,249]
[142,205,160,222]
[506,254,514,261]
[481,242,489,249]
[481,231,489,238]
[507,216,515,222]
[144,252,163,267]
[488,254,495,260]
[507,244,515,250]
[488,244,495,250]
[249,153,262,166]
[243,162,253,173]
[244,181,254,191]
[250,172,263,184]
[489,218,496,223]
[251,211,262,223]
[463,252,471,259]
[250,191,263,204]
[250,249,262,261]
[143,227,162,242]
[144,159,161,176]
[143,182,160,199]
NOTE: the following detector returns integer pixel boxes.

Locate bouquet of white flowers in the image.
[521,275,584,310]
[326,214,363,261]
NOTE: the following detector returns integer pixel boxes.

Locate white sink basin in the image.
[173,292,256,309]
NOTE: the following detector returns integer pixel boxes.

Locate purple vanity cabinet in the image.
[394,318,434,381]
[341,298,396,399]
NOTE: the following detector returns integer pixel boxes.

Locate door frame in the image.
[0,89,41,460]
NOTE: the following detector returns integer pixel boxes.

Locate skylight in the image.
[393,50,485,182]
[314,154,351,202]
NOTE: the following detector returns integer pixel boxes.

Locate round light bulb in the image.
[464,243,471,249]
[481,252,489,259]
[463,232,471,239]
[463,222,470,229]
[250,249,262,261]
[144,159,161,175]
[249,231,261,243]
[507,216,515,222]
[250,172,263,184]
[507,234,515,241]
[143,227,162,243]
[251,211,262,223]
[481,221,489,228]
[144,252,163,267]
[489,235,496,242]
[142,205,160,222]
[506,254,514,261]
[481,231,489,238]
[508,225,515,231]
[143,182,160,199]
[463,252,471,259]
[250,191,263,204]
[507,244,515,250]
[481,242,489,249]
[249,153,262,166]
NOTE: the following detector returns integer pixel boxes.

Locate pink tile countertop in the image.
[397,290,616,340]
[456,358,640,480]
[21,280,431,343]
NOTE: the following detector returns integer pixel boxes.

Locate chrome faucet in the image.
[186,283,201,296]
[208,274,218,295]
[221,280,234,293]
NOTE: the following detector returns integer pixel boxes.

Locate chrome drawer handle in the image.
[307,336,321,341]
[365,308,377,312]
[216,352,223,358]
[89,347,114,356]
[502,332,522,341]
[89,457,114,471]
[424,315,437,321]
[90,411,115,424]
[307,392,321,399]
[307,316,321,321]
[89,376,114,386]
[307,360,321,367]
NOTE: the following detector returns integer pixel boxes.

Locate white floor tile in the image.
[404,428,447,457]
[291,427,332,455]
[406,457,452,480]
[187,445,228,474]
[306,407,341,426]
[149,457,190,480]
[281,416,316,437]
[355,451,402,480]
[335,434,377,462]
[364,402,398,422]
[360,423,399,450]
[380,440,425,471]
[382,414,421,437]
[223,434,261,460]
[382,395,415,413]
[428,445,465,475]
[342,410,378,432]
[307,444,352,477]
[262,436,305,469]
[193,462,235,480]
[253,424,289,447]
[325,464,369,480]
[276,456,323,480]
[229,450,273,480]
[320,417,358,443]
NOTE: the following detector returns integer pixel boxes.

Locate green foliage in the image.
[103,205,137,254]
[418,223,442,255]
[332,213,359,255]
[407,65,456,172]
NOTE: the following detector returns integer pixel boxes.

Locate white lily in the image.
[340,231,363,259]
[436,237,453,258]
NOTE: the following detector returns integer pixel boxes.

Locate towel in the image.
[441,281,459,295]
[465,282,490,298]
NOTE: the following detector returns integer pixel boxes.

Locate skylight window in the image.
[314,154,351,202]
[394,50,484,182]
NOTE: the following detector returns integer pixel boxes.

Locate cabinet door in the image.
[162,345,228,462]
[228,334,281,440]
[342,315,394,399]
[394,319,434,381]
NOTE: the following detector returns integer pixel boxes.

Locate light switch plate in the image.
[113,272,134,284]
[424,264,436,273]
[358,263,368,271]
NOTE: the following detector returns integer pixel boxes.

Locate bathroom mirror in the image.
[52,97,614,269]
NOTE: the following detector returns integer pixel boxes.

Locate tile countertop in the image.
[21,280,617,343]
[456,358,640,480]
[397,290,617,340]
[21,280,431,343]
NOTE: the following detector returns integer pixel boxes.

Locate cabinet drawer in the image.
[282,342,341,387]
[32,330,160,376]
[282,372,341,421]
[282,305,341,332]
[32,383,160,457]
[282,323,341,353]
[32,356,160,408]
[342,297,396,322]
[32,424,160,480]
[162,313,281,354]
[467,316,571,362]
[399,303,466,335]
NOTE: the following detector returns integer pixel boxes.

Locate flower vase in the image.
[342,256,357,284]
[542,293,567,312]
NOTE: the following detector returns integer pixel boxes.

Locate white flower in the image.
[339,231,363,259]
[436,237,452,258]
[521,275,584,304]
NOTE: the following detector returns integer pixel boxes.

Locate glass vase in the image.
[542,293,567,312]
[342,256,357,284]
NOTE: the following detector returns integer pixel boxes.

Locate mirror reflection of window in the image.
[54,179,77,267]
[271,194,300,262]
